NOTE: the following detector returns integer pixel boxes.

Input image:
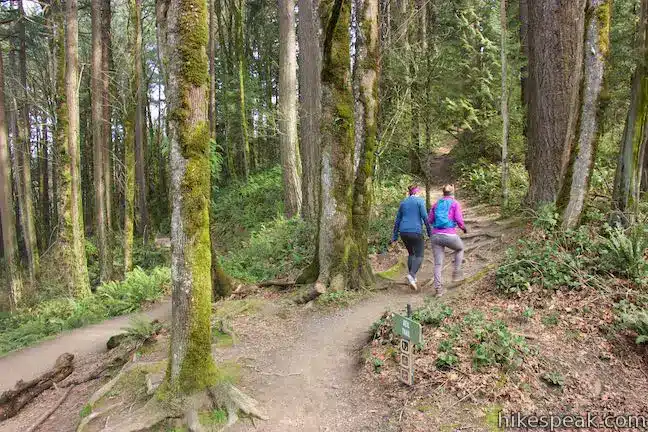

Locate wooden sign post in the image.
[393,310,422,386]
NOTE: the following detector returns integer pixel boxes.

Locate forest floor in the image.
[2,151,646,431]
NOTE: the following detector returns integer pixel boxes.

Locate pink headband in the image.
[409,187,421,195]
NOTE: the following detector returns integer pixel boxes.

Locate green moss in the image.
[79,404,92,418]
[178,0,209,86]
[595,1,611,56]
[376,257,406,280]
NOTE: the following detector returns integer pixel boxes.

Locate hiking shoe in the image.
[452,270,464,282]
[436,286,445,297]
[406,274,418,290]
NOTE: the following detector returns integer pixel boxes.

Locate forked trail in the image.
[0,154,521,431]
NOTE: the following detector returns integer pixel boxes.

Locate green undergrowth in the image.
[455,158,528,213]
[214,167,415,282]
[0,267,170,355]
[371,300,531,372]
[496,220,647,295]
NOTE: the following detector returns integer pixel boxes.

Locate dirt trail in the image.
[222,194,518,431]
[0,301,171,392]
[0,153,520,431]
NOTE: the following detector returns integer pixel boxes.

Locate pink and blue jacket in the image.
[427,197,465,235]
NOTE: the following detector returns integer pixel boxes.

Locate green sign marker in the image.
[393,314,422,345]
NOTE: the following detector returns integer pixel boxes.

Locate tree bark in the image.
[519,0,529,132]
[0,51,23,310]
[297,0,322,221]
[102,0,113,232]
[135,21,149,240]
[165,0,219,392]
[613,0,648,222]
[16,0,39,283]
[124,0,142,273]
[40,120,51,248]
[525,0,586,207]
[55,0,91,297]
[562,0,610,229]
[235,0,250,180]
[312,0,373,292]
[351,0,379,289]
[500,0,509,209]
[278,0,302,218]
[92,0,112,282]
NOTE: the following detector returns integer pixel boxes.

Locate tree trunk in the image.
[351,0,379,289]
[165,0,219,392]
[0,51,23,310]
[135,25,149,240]
[278,0,302,218]
[500,0,509,209]
[124,0,142,273]
[561,0,610,229]
[208,0,216,140]
[297,0,322,221]
[55,0,91,297]
[613,0,648,222]
[313,0,372,292]
[525,0,586,207]
[16,0,39,283]
[519,0,529,133]
[40,120,51,247]
[235,0,250,180]
[92,0,112,282]
[102,0,113,232]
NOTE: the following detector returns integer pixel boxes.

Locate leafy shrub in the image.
[469,318,529,370]
[0,267,170,355]
[458,159,528,211]
[600,225,648,285]
[435,338,459,368]
[616,301,648,344]
[412,301,453,326]
[531,204,560,232]
[222,217,314,282]
[496,227,603,295]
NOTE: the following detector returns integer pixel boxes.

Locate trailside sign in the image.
[393,314,422,345]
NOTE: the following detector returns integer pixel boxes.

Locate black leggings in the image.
[400,232,424,277]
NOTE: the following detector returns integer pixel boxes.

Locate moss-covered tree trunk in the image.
[92,0,112,282]
[297,0,322,222]
[235,0,250,180]
[525,0,586,207]
[500,0,510,209]
[351,0,379,289]
[101,0,113,232]
[165,0,218,391]
[561,0,610,229]
[311,0,373,292]
[0,51,23,310]
[278,0,303,218]
[123,0,142,274]
[54,0,90,297]
[16,0,39,284]
[613,0,648,223]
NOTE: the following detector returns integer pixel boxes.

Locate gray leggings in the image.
[431,234,464,288]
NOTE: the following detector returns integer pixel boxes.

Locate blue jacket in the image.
[392,195,432,241]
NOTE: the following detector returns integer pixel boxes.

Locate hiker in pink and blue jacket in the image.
[428,184,467,297]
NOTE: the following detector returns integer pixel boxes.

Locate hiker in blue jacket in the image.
[391,184,432,290]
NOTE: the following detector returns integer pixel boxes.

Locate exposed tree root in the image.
[0,353,74,420]
[25,386,72,432]
[295,281,326,304]
[258,279,299,288]
[462,231,501,240]
[77,365,268,432]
